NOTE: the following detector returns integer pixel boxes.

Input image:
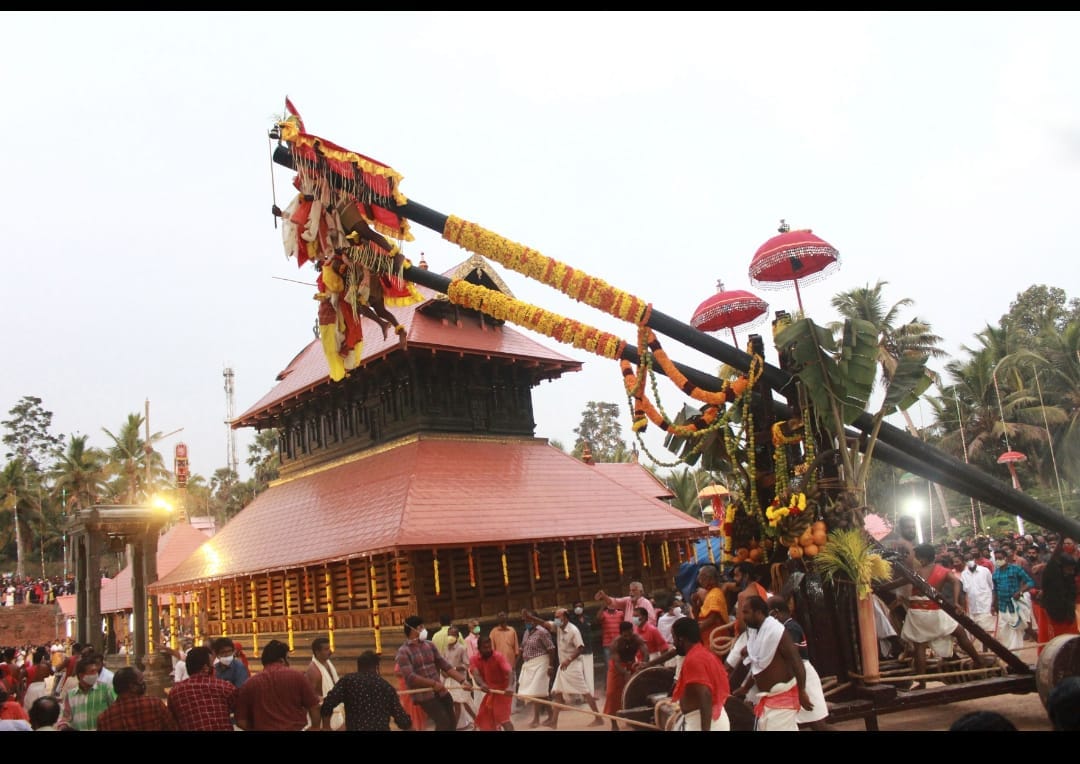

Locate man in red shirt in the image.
[468,636,514,731]
[597,603,623,666]
[167,646,239,731]
[670,617,730,731]
[96,666,177,731]
[235,639,321,731]
[633,606,671,661]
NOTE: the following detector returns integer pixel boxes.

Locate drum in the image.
[622,666,675,711]
[1036,634,1080,709]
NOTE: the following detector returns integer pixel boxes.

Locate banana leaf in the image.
[881,355,933,414]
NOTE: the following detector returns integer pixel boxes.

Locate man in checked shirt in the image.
[167,646,239,731]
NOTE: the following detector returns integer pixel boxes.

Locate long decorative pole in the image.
[268,137,1080,541]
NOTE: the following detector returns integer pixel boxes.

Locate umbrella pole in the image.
[729,327,739,349]
[793,278,805,315]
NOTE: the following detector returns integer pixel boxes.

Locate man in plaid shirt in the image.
[394,615,473,731]
[167,646,239,731]
[96,666,177,731]
[58,656,115,731]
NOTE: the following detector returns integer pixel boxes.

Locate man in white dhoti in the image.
[524,608,604,729]
[731,595,811,731]
[515,619,557,728]
[767,596,830,730]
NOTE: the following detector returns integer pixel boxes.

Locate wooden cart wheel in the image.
[622,666,675,711]
[1036,634,1080,709]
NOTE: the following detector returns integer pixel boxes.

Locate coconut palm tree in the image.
[51,433,109,511]
[0,458,38,579]
[102,413,166,503]
[830,280,953,527]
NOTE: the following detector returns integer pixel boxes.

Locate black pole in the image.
[272,146,1080,540]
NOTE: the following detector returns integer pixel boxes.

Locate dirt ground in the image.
[512,642,1056,732]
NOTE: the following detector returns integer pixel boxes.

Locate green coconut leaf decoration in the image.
[812,528,893,599]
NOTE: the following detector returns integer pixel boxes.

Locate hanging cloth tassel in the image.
[370,560,382,654]
[324,568,335,651]
[285,576,295,651]
[249,579,259,653]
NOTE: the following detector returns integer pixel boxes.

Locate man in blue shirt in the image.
[992,548,1036,651]
[212,636,250,688]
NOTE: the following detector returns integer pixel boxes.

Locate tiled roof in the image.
[151,435,707,591]
[591,463,675,500]
[234,267,582,426]
[99,523,211,612]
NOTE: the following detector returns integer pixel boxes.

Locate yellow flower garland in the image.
[443,216,651,326]
[446,280,627,360]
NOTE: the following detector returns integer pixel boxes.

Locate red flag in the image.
[284,96,305,133]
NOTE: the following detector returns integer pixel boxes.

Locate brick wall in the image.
[0,604,64,647]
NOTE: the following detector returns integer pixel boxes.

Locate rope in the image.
[394,685,662,730]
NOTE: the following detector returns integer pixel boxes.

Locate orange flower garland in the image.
[443,216,651,326]
[433,551,441,596]
[370,561,382,654]
[590,540,597,573]
[468,548,476,588]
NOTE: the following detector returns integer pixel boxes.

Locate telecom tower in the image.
[224,366,238,475]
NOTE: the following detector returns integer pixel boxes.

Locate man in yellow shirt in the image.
[696,564,731,650]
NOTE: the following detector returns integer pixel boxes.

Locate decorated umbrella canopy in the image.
[697,483,731,520]
[690,280,769,348]
[749,220,840,314]
[863,512,893,542]
[997,450,1028,535]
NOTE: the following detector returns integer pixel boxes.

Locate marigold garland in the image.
[433,552,441,596]
[468,548,476,588]
[590,540,597,573]
[562,545,570,580]
[324,569,335,651]
[501,549,509,587]
[370,562,382,654]
[533,545,541,580]
[616,541,624,575]
[443,216,651,325]
[219,587,227,636]
[248,582,258,653]
[447,280,627,359]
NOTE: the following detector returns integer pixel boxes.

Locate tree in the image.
[246,429,280,493]
[0,459,38,579]
[1000,284,1080,340]
[51,433,109,511]
[2,396,62,471]
[102,413,166,503]
[571,402,630,462]
[829,281,952,529]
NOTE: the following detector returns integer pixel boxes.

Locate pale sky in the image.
[2,11,1078,482]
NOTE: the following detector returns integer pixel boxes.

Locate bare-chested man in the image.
[731,595,812,731]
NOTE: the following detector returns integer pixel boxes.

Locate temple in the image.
[147,254,714,658]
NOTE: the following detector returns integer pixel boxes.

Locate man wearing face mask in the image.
[960,552,996,650]
[95,666,177,731]
[393,615,472,731]
[566,600,595,702]
[212,636,249,689]
[991,548,1036,651]
[524,608,604,728]
[57,656,116,731]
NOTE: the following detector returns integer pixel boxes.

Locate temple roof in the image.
[100,522,211,612]
[150,435,706,591]
[234,257,582,427]
[591,463,675,501]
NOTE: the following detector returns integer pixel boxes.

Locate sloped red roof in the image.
[591,463,675,500]
[100,523,212,612]
[234,280,581,427]
[151,435,707,591]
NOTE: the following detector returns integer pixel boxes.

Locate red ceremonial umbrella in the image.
[690,280,769,347]
[749,220,840,314]
[997,450,1028,535]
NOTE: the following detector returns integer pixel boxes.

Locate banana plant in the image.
[774,316,933,498]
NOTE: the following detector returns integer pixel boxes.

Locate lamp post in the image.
[904,497,925,544]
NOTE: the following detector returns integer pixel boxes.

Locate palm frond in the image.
[812,528,892,599]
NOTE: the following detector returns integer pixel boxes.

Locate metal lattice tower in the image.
[223,366,238,475]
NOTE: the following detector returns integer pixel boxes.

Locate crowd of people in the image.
[1,575,75,607]
[1,524,1078,732]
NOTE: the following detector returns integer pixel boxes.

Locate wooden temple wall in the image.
[153,534,710,661]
